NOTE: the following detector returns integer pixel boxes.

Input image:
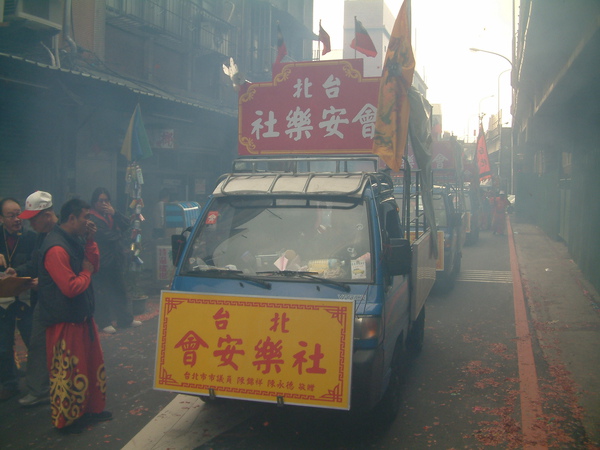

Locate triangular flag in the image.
[350,17,377,57]
[276,24,287,64]
[476,124,492,181]
[120,104,153,162]
[319,21,331,56]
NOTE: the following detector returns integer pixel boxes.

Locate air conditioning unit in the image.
[1,0,63,32]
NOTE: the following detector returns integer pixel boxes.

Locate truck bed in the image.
[410,229,436,321]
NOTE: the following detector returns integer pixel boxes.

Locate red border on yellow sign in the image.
[154,291,354,410]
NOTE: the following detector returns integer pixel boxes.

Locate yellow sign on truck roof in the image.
[154,291,354,410]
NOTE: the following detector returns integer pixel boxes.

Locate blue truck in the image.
[158,155,436,420]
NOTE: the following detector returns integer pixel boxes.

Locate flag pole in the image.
[353,16,357,58]
[319,20,322,59]
[407,0,411,35]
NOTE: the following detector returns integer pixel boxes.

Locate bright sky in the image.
[313,0,514,141]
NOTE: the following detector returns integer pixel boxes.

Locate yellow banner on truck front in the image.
[154,291,354,410]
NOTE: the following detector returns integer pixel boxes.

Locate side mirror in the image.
[171,226,193,266]
[387,238,412,276]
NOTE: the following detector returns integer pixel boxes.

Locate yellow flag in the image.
[373,0,415,171]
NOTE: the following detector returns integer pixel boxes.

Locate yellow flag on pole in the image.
[373,0,415,171]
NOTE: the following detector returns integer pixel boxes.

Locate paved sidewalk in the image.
[510,216,600,447]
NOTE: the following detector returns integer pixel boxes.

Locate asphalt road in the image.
[0,227,589,448]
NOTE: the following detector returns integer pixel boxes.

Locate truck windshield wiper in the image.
[256,270,350,292]
[186,267,272,289]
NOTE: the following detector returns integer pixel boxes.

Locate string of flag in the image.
[120,104,153,272]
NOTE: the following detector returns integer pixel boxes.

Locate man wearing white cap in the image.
[8,191,58,406]
[0,197,37,401]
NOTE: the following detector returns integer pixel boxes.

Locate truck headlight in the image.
[354,316,381,340]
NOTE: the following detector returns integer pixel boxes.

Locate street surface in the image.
[0,222,595,449]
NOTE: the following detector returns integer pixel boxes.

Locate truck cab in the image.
[160,156,436,419]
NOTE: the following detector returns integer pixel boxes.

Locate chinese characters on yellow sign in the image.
[154,291,354,410]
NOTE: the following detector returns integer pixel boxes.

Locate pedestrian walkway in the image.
[510,216,600,447]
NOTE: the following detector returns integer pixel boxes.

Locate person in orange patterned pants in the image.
[37,198,112,434]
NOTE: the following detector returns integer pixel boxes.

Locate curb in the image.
[510,217,600,447]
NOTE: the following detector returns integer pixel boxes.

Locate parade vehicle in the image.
[431,184,465,290]
[394,139,465,292]
[463,183,482,245]
[153,59,436,420]
[429,140,466,291]
[157,156,436,419]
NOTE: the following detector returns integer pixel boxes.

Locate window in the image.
[182,197,373,282]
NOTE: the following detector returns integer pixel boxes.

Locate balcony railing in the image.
[106,0,235,56]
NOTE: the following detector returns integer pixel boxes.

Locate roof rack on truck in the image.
[223,155,424,242]
[232,156,379,174]
[219,155,389,198]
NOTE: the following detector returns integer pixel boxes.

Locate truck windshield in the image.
[181,197,372,283]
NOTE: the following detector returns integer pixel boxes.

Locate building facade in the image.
[513,0,600,290]
[0,0,315,211]
[342,0,394,78]
[485,112,511,193]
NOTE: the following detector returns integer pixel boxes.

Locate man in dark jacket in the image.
[89,187,141,334]
[0,197,36,401]
[38,198,112,434]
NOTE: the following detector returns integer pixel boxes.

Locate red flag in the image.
[350,17,377,57]
[372,0,414,171]
[476,124,492,181]
[276,24,287,64]
[319,21,331,56]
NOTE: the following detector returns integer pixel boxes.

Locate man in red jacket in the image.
[37,198,112,434]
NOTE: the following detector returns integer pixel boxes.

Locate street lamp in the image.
[497,69,511,185]
[497,69,511,128]
[469,47,513,71]
[470,47,516,194]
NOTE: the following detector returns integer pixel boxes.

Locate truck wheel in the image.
[436,268,456,293]
[377,367,402,423]
[406,306,425,355]
[436,250,461,293]
[376,337,404,423]
[453,252,462,277]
